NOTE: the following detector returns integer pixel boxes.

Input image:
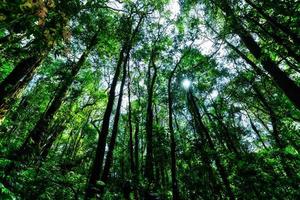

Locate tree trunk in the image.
[246,15,300,63]
[167,65,180,200]
[84,44,126,199]
[11,34,98,161]
[85,14,144,198]
[134,114,140,181]
[144,48,158,184]
[128,63,135,174]
[101,55,127,184]
[247,113,268,149]
[212,106,241,156]
[127,63,139,200]
[252,84,299,189]
[0,55,46,121]
[187,90,235,200]
[244,0,300,46]
[217,0,300,111]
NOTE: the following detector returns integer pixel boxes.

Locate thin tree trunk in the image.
[213,108,241,155]
[127,62,139,200]
[252,85,299,189]
[145,48,157,184]
[85,14,144,198]
[134,114,140,180]
[247,15,300,62]
[101,56,127,185]
[84,44,126,199]
[187,90,235,200]
[128,63,135,174]
[167,61,181,200]
[247,113,268,149]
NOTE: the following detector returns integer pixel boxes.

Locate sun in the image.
[182,79,191,90]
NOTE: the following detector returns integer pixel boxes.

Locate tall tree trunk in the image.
[101,56,127,186]
[144,48,158,184]
[212,105,241,155]
[134,114,140,180]
[40,122,66,160]
[167,64,180,200]
[0,55,46,121]
[244,0,300,46]
[216,0,300,111]
[245,15,300,63]
[247,112,268,149]
[11,34,98,161]
[84,44,127,199]
[128,63,135,174]
[187,89,235,200]
[85,14,144,198]
[127,63,139,200]
[252,84,299,189]
[0,3,72,121]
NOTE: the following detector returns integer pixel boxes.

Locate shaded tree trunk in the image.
[84,44,126,199]
[247,112,268,149]
[127,63,139,200]
[128,63,135,174]
[244,14,300,63]
[144,48,158,184]
[217,0,300,111]
[134,114,140,180]
[101,55,127,185]
[187,89,235,200]
[252,84,299,189]
[244,0,300,46]
[167,62,180,200]
[85,14,144,198]
[0,55,46,121]
[11,34,98,161]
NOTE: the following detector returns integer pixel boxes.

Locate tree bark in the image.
[127,62,139,200]
[247,113,268,149]
[244,0,300,46]
[134,114,140,180]
[167,61,181,200]
[217,0,300,111]
[84,44,126,199]
[0,55,46,121]
[11,34,98,161]
[144,48,158,184]
[245,15,300,63]
[85,14,144,198]
[101,55,127,184]
[252,84,299,189]
[187,90,235,200]
[128,63,135,174]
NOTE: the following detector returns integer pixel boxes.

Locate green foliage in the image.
[0,0,299,199]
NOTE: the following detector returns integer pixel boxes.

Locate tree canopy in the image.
[0,0,299,199]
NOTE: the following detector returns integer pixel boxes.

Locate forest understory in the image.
[0,0,299,199]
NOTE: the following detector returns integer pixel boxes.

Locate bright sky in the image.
[167,0,180,18]
[107,0,180,18]
[182,79,191,90]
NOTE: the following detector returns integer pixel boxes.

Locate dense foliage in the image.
[0,0,299,199]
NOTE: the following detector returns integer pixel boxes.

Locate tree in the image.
[0,0,299,199]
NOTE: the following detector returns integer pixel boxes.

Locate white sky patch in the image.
[195,38,214,55]
[107,0,123,11]
[80,0,88,5]
[209,90,218,99]
[182,79,192,90]
[167,0,180,19]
